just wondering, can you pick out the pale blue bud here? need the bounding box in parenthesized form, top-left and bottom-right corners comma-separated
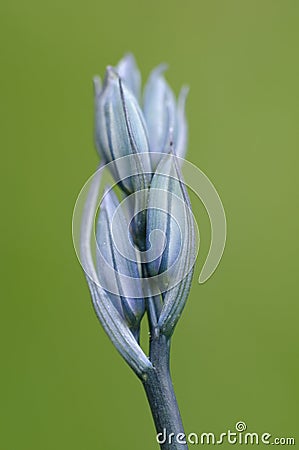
(94, 67, 151, 193)
(175, 87, 189, 160)
(116, 53, 141, 100)
(145, 153, 195, 335)
(143, 65, 177, 158)
(96, 187, 145, 337)
(146, 153, 190, 278)
(93, 75, 102, 97)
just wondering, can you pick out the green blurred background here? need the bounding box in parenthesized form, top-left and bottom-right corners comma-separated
(1, 1, 298, 449)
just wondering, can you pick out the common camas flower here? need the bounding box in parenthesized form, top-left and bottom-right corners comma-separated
(80, 54, 196, 450)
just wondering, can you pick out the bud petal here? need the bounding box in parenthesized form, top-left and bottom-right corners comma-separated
(143, 65, 176, 161)
(146, 153, 195, 335)
(175, 86, 189, 160)
(80, 168, 151, 376)
(93, 75, 102, 97)
(96, 187, 145, 335)
(94, 67, 151, 193)
(116, 53, 141, 100)
(146, 155, 183, 278)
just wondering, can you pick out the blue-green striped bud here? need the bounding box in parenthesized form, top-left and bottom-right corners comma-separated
(94, 67, 151, 193)
(116, 53, 141, 100)
(175, 86, 188, 160)
(143, 65, 189, 164)
(143, 65, 176, 158)
(96, 187, 145, 339)
(145, 153, 196, 336)
(145, 153, 195, 287)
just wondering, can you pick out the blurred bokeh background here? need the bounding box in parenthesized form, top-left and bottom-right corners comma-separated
(1, 1, 298, 449)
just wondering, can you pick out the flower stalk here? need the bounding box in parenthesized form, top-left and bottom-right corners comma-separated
(144, 334, 187, 450)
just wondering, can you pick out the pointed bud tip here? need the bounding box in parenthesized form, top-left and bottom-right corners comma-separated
(121, 52, 136, 64)
(178, 85, 189, 106)
(105, 66, 120, 83)
(153, 63, 169, 76)
(93, 76, 102, 95)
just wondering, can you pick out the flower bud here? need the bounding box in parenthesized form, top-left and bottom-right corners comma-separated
(175, 86, 189, 160)
(116, 53, 141, 100)
(145, 153, 195, 335)
(146, 153, 191, 278)
(94, 67, 151, 193)
(143, 65, 176, 161)
(96, 187, 145, 338)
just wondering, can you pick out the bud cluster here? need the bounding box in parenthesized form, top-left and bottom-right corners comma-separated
(81, 54, 196, 377)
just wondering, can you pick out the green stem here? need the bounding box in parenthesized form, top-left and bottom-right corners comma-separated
(142, 333, 188, 450)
